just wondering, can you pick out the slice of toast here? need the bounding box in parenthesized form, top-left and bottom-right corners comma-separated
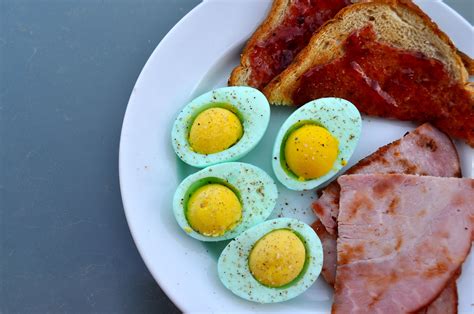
(264, 0, 469, 104)
(228, 0, 353, 90)
(263, 0, 473, 146)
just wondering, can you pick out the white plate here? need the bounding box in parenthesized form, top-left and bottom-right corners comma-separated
(119, 0, 473, 312)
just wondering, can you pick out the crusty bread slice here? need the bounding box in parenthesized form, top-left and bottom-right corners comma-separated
(229, 0, 291, 87)
(229, 0, 354, 89)
(263, 0, 470, 106)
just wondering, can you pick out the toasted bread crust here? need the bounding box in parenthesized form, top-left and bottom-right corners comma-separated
(263, 0, 470, 106)
(457, 49, 474, 75)
(228, 0, 290, 87)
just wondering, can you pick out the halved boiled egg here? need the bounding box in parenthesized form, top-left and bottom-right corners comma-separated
(218, 218, 323, 303)
(272, 98, 361, 190)
(172, 87, 270, 168)
(173, 162, 278, 241)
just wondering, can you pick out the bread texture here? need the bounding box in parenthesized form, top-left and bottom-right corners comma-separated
(457, 49, 474, 75)
(263, 0, 470, 106)
(228, 0, 291, 87)
(228, 0, 354, 89)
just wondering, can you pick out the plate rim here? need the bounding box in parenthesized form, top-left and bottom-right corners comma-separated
(118, 1, 207, 310)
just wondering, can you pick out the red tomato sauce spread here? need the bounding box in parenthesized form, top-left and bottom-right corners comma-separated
(293, 26, 474, 145)
(248, 0, 351, 89)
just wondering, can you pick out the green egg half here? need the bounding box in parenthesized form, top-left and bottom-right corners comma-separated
(218, 218, 323, 303)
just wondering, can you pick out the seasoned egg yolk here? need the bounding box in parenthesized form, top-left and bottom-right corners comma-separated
(186, 184, 242, 236)
(249, 229, 306, 287)
(189, 107, 243, 154)
(284, 125, 338, 180)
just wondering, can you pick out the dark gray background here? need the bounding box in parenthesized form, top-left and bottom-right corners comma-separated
(0, 0, 472, 313)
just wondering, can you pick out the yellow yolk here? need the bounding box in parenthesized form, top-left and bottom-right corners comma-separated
(284, 125, 338, 180)
(186, 184, 242, 236)
(189, 107, 243, 154)
(249, 229, 306, 287)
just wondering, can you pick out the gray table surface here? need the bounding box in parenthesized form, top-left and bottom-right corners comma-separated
(1, 0, 472, 313)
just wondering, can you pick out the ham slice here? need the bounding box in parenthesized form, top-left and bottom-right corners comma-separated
(313, 222, 460, 313)
(333, 174, 473, 314)
(418, 275, 459, 314)
(313, 123, 461, 235)
(311, 123, 462, 312)
(312, 220, 337, 285)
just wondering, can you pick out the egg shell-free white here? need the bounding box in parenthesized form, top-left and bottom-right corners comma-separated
(172, 86, 270, 168)
(218, 218, 324, 303)
(173, 162, 278, 241)
(272, 98, 362, 190)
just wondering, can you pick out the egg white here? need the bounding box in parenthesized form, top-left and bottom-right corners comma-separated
(218, 218, 323, 303)
(272, 97, 362, 190)
(173, 162, 278, 242)
(171, 86, 270, 168)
